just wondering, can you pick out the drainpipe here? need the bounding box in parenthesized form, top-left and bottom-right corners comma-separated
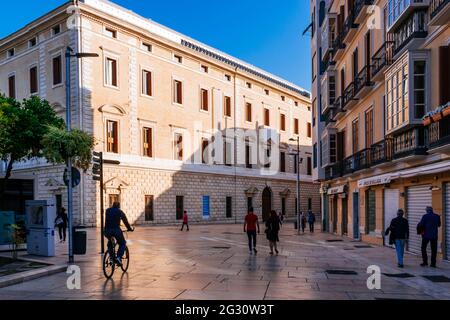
(233, 66, 238, 224)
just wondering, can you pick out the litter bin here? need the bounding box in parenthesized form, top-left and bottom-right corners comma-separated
(73, 226, 87, 255)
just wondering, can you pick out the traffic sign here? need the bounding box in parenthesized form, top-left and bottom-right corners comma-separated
(63, 167, 81, 188)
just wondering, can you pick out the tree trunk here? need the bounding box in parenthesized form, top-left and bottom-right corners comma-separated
(0, 158, 15, 202)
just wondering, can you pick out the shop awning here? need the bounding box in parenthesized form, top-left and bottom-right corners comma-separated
(358, 160, 450, 188)
(327, 185, 346, 195)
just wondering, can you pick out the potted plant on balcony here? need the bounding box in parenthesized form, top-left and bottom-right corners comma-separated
(423, 115, 433, 126)
(442, 102, 450, 118)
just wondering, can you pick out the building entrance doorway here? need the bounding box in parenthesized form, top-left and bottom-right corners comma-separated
(262, 187, 272, 222)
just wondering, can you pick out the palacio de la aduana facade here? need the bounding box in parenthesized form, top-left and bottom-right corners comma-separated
(0, 0, 320, 226)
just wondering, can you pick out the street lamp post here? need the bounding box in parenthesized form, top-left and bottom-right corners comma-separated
(65, 47, 99, 263)
(289, 137, 302, 235)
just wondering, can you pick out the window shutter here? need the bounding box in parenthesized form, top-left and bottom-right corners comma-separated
(8, 75, 15, 99)
(146, 71, 152, 96)
(30, 67, 38, 93)
(112, 60, 117, 86)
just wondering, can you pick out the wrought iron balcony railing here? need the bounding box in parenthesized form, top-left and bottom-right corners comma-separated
(354, 65, 373, 95)
(428, 116, 450, 149)
(392, 126, 428, 159)
(370, 138, 394, 166)
(343, 81, 357, 108)
(371, 41, 395, 79)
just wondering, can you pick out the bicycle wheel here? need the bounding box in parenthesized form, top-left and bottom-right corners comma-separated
(103, 250, 115, 279)
(120, 246, 130, 272)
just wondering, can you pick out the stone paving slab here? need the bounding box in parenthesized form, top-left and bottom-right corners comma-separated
(1, 223, 450, 300)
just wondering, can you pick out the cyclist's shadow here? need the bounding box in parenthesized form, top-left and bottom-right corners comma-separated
(102, 271, 129, 298)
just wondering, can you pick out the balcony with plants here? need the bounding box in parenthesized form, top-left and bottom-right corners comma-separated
(429, 0, 450, 25)
(423, 102, 450, 152)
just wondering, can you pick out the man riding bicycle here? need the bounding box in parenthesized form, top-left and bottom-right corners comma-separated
(104, 202, 133, 266)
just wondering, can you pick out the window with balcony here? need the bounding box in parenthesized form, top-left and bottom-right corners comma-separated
(352, 119, 359, 154)
(392, 10, 427, 55)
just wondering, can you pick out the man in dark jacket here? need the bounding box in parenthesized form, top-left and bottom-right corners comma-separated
(418, 206, 441, 267)
(386, 209, 409, 268)
(104, 202, 133, 265)
(307, 210, 316, 233)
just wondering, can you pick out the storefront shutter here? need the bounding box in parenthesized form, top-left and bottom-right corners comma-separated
(406, 185, 432, 254)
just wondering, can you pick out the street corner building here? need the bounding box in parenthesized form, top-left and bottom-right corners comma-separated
(0, 0, 320, 228)
(311, 0, 450, 257)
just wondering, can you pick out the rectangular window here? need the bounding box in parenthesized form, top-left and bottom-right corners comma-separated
(223, 140, 232, 166)
(142, 70, 152, 96)
(144, 195, 154, 221)
(201, 65, 208, 73)
(246, 82, 252, 89)
(281, 198, 286, 215)
(307, 122, 312, 138)
(280, 114, 286, 131)
(294, 118, 299, 135)
(202, 139, 209, 164)
(106, 120, 119, 153)
(52, 25, 61, 35)
(176, 196, 184, 220)
(313, 143, 318, 168)
(330, 134, 337, 163)
(105, 57, 118, 87)
(352, 118, 359, 154)
(225, 74, 231, 81)
(280, 152, 286, 173)
(245, 103, 252, 122)
(105, 28, 117, 38)
(142, 127, 153, 157)
(174, 133, 183, 161)
(365, 109, 374, 148)
(264, 108, 270, 126)
(224, 96, 232, 117)
(8, 75, 15, 99)
(245, 143, 252, 169)
(142, 43, 152, 52)
(7, 48, 15, 58)
(265, 89, 270, 95)
(281, 95, 286, 101)
(29, 38, 37, 48)
(226, 197, 232, 218)
(174, 54, 183, 63)
(414, 61, 426, 119)
(295, 101, 299, 107)
(307, 156, 312, 175)
(30, 66, 38, 94)
(202, 196, 210, 218)
(173, 80, 183, 104)
(53, 55, 62, 86)
(201, 88, 209, 111)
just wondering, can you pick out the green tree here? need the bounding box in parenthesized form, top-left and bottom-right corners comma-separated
(42, 126, 95, 170)
(0, 95, 64, 197)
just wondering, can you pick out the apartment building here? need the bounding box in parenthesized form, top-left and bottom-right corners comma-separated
(0, 0, 319, 227)
(311, 0, 450, 259)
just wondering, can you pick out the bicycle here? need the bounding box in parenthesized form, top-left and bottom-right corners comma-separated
(102, 228, 134, 279)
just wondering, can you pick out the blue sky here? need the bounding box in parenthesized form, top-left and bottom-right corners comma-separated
(0, 0, 312, 91)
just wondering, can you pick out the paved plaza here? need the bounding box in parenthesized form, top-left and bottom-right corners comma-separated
(1, 222, 450, 300)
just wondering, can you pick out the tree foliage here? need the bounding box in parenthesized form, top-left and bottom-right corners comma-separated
(0, 95, 65, 180)
(42, 126, 95, 171)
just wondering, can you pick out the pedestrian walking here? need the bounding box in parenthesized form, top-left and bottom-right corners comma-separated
(266, 210, 281, 255)
(301, 212, 306, 233)
(54, 207, 68, 243)
(418, 206, 441, 268)
(180, 210, 189, 231)
(385, 209, 409, 268)
(244, 207, 260, 255)
(278, 211, 284, 226)
(307, 210, 316, 233)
